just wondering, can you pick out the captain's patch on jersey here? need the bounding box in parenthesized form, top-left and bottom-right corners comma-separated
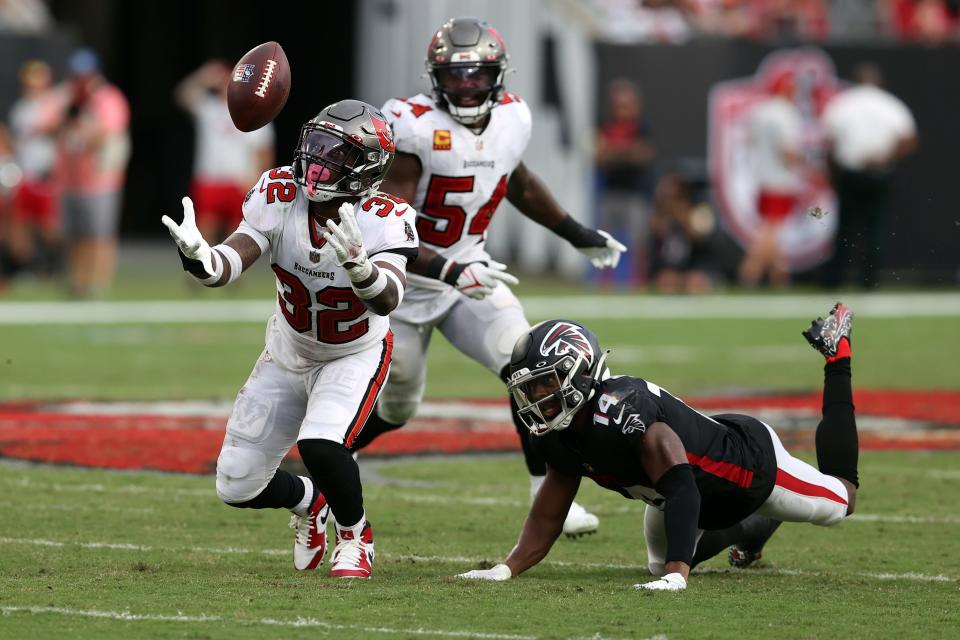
(433, 129, 452, 150)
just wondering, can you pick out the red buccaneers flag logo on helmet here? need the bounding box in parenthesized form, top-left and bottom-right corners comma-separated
(369, 114, 395, 153)
(539, 322, 594, 363)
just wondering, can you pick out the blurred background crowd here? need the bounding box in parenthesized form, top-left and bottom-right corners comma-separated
(0, 0, 955, 297)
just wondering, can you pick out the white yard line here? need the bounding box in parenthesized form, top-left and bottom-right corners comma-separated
(5, 475, 960, 525)
(0, 605, 535, 639)
(1, 293, 959, 325)
(1, 536, 955, 584)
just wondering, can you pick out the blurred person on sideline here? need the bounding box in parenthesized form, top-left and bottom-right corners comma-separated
(594, 78, 655, 287)
(649, 167, 716, 294)
(7, 60, 62, 278)
(820, 62, 916, 289)
(738, 69, 806, 289)
(55, 48, 130, 298)
(175, 60, 275, 244)
(887, 0, 958, 43)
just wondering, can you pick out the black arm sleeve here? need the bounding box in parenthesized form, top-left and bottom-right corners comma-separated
(655, 463, 701, 566)
(553, 215, 607, 248)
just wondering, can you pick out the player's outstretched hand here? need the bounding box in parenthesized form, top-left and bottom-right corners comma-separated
(578, 230, 627, 269)
(456, 563, 512, 581)
(633, 572, 687, 592)
(453, 261, 519, 300)
(324, 202, 372, 280)
(161, 196, 214, 275)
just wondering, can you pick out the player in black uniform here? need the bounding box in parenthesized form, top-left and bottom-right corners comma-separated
(456, 303, 859, 591)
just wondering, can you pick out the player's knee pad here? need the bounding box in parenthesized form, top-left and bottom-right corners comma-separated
(647, 561, 666, 577)
(377, 398, 419, 425)
(215, 446, 269, 504)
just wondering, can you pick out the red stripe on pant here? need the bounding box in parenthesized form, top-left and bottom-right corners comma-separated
(686, 452, 755, 489)
(343, 331, 394, 449)
(775, 469, 848, 505)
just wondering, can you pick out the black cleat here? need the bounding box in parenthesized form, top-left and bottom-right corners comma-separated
(728, 515, 782, 568)
(802, 302, 853, 359)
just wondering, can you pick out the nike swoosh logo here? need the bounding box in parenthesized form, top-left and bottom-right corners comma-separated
(391, 110, 402, 118)
(612, 405, 626, 424)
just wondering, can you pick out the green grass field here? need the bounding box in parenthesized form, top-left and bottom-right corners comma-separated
(2, 254, 959, 638)
(1, 452, 958, 639)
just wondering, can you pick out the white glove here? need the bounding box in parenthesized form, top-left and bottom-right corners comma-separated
(161, 196, 215, 276)
(452, 261, 519, 300)
(578, 230, 627, 269)
(324, 202, 371, 281)
(456, 563, 512, 581)
(633, 572, 687, 592)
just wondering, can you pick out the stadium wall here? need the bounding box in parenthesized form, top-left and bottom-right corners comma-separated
(595, 40, 960, 283)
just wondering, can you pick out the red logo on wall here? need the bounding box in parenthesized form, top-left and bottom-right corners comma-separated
(708, 48, 843, 270)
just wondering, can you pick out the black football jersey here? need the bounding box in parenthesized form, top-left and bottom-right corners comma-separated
(532, 375, 778, 529)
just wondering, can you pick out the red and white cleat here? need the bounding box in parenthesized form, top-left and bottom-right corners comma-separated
(328, 520, 374, 579)
(290, 491, 329, 571)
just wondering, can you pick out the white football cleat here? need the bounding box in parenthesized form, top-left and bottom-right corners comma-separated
(563, 501, 599, 538)
(328, 520, 374, 579)
(290, 491, 329, 571)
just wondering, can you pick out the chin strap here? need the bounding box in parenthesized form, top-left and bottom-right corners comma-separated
(587, 350, 611, 400)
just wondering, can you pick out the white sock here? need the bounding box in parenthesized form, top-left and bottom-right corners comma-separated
(530, 475, 545, 502)
(291, 476, 314, 517)
(336, 511, 366, 538)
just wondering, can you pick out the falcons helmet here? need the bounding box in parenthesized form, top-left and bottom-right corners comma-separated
(292, 99, 396, 202)
(507, 320, 610, 436)
(425, 16, 509, 126)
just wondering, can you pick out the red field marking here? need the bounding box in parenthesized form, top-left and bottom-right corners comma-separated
(1, 390, 958, 473)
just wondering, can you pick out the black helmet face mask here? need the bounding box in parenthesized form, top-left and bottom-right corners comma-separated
(435, 64, 500, 109)
(293, 127, 368, 202)
(509, 353, 589, 436)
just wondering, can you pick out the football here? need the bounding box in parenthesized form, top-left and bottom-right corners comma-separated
(227, 41, 291, 132)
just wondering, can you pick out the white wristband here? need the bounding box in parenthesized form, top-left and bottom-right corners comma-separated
(352, 269, 388, 300)
(345, 260, 373, 283)
(213, 244, 243, 285)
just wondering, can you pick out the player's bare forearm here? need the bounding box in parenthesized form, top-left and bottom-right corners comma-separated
(504, 468, 577, 576)
(358, 261, 406, 315)
(664, 560, 691, 581)
(208, 232, 262, 287)
(407, 244, 441, 277)
(505, 161, 569, 229)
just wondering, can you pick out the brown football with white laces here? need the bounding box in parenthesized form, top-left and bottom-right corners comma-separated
(227, 41, 290, 132)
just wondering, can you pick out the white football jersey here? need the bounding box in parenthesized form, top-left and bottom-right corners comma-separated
(382, 93, 531, 303)
(238, 167, 419, 371)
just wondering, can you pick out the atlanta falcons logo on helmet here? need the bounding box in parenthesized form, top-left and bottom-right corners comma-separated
(539, 322, 595, 363)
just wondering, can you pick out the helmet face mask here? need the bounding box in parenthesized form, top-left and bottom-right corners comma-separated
(510, 354, 589, 436)
(426, 17, 509, 126)
(292, 100, 395, 203)
(293, 127, 365, 202)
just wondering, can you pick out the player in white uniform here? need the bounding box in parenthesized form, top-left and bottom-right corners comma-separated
(162, 100, 418, 579)
(350, 17, 627, 537)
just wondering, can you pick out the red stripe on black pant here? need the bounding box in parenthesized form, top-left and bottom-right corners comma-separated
(343, 331, 394, 449)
